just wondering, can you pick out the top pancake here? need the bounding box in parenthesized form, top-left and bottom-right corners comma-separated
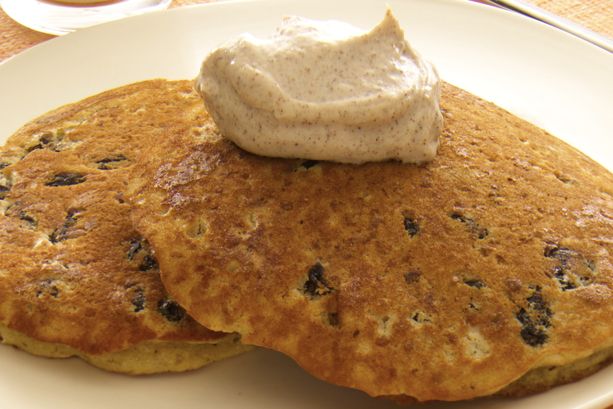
(0, 80, 227, 357)
(127, 82, 613, 400)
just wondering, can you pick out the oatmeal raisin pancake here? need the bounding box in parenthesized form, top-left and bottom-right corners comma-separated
(0, 80, 249, 374)
(126, 82, 612, 399)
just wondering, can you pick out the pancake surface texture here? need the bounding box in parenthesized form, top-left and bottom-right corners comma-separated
(127, 83, 613, 398)
(0, 80, 249, 373)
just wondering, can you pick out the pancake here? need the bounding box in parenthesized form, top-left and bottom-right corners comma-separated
(126, 81, 612, 399)
(0, 80, 249, 374)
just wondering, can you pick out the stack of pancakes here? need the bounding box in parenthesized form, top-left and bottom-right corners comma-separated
(1, 79, 611, 402)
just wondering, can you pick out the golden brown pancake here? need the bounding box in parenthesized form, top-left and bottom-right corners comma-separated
(0, 80, 249, 374)
(126, 82, 612, 399)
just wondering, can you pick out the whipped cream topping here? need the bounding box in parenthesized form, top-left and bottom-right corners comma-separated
(196, 9, 442, 164)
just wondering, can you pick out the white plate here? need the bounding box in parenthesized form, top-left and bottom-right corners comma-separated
(0, 1, 611, 408)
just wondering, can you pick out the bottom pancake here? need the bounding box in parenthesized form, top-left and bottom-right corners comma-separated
(0, 79, 250, 373)
(498, 345, 613, 397)
(0, 323, 248, 374)
(389, 345, 613, 403)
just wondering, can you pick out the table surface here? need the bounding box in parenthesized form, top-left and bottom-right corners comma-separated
(1, 0, 612, 63)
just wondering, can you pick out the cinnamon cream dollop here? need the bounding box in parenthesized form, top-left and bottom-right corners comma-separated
(196, 10, 442, 164)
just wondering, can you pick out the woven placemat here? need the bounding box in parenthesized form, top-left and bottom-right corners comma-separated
(532, 0, 612, 37)
(1, 0, 611, 62)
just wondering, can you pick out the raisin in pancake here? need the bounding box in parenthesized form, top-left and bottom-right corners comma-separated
(127, 82, 613, 399)
(0, 80, 249, 374)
